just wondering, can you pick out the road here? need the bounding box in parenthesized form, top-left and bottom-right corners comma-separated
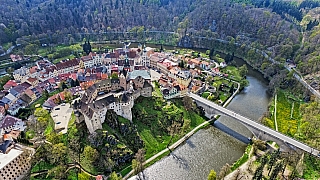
(189, 92, 320, 157)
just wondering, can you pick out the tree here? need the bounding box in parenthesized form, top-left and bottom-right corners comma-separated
(238, 64, 248, 78)
(24, 43, 38, 55)
(208, 169, 217, 180)
(83, 146, 99, 163)
(50, 143, 67, 164)
(46, 164, 67, 179)
(34, 108, 49, 117)
(111, 72, 118, 79)
(43, 90, 49, 100)
(64, 89, 73, 103)
(59, 81, 68, 91)
(182, 96, 195, 111)
(110, 171, 122, 180)
(54, 95, 62, 104)
(75, 79, 80, 86)
(132, 149, 145, 179)
(37, 117, 48, 129)
(70, 79, 75, 87)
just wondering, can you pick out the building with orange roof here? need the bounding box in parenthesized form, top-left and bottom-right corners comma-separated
(26, 77, 38, 87)
(101, 73, 108, 80)
(80, 81, 95, 90)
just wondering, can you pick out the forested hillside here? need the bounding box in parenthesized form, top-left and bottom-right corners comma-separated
(1, 0, 320, 76)
(0, 0, 301, 47)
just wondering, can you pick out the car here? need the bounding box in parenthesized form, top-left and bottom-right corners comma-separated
(55, 107, 60, 110)
(56, 122, 61, 125)
(61, 103, 65, 106)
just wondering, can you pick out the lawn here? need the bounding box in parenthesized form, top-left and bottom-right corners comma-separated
(220, 66, 242, 82)
(29, 90, 60, 109)
(266, 90, 301, 137)
(132, 97, 206, 159)
(202, 92, 210, 98)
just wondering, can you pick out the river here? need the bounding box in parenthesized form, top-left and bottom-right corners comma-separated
(129, 58, 271, 180)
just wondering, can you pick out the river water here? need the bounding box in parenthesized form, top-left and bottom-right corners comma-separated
(130, 58, 271, 180)
(100, 42, 271, 179)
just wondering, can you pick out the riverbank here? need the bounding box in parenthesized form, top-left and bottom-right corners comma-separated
(124, 80, 241, 179)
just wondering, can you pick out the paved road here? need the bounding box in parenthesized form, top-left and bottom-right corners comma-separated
(189, 92, 320, 157)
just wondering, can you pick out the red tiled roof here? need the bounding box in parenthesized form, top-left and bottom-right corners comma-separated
(70, 73, 77, 80)
(25, 89, 35, 98)
(3, 80, 18, 90)
(48, 78, 56, 84)
(29, 66, 38, 74)
(56, 59, 79, 70)
(59, 92, 65, 101)
(27, 77, 38, 83)
(101, 73, 108, 80)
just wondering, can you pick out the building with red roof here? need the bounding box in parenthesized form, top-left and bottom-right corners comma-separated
(3, 80, 18, 90)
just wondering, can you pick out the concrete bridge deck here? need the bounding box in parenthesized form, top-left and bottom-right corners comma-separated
(189, 92, 320, 157)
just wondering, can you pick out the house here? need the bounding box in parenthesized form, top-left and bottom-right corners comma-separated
(25, 89, 37, 102)
(187, 58, 201, 69)
(157, 59, 178, 74)
(20, 82, 32, 89)
(29, 66, 39, 78)
(150, 53, 162, 69)
(7, 98, 27, 115)
(162, 84, 180, 99)
(10, 85, 27, 98)
(0, 115, 24, 136)
(211, 67, 220, 76)
(3, 80, 18, 90)
(81, 54, 94, 68)
(13, 67, 30, 82)
(0, 106, 5, 120)
(200, 61, 210, 70)
(220, 61, 227, 68)
(10, 54, 23, 62)
(42, 99, 58, 110)
(55, 59, 80, 74)
(26, 77, 38, 87)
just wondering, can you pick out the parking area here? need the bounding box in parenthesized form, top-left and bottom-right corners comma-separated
(50, 103, 73, 134)
(150, 69, 161, 81)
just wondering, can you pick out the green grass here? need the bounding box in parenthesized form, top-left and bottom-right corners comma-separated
(118, 116, 130, 124)
(120, 165, 132, 177)
(52, 54, 76, 64)
(231, 144, 252, 171)
(202, 92, 210, 98)
(303, 155, 320, 179)
(30, 90, 60, 109)
(220, 66, 242, 82)
(44, 116, 55, 135)
(268, 90, 301, 137)
(31, 161, 55, 173)
(132, 97, 206, 159)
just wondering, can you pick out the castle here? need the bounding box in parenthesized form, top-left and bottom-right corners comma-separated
(77, 70, 152, 133)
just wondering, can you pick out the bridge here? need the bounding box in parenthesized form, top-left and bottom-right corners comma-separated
(189, 92, 320, 157)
